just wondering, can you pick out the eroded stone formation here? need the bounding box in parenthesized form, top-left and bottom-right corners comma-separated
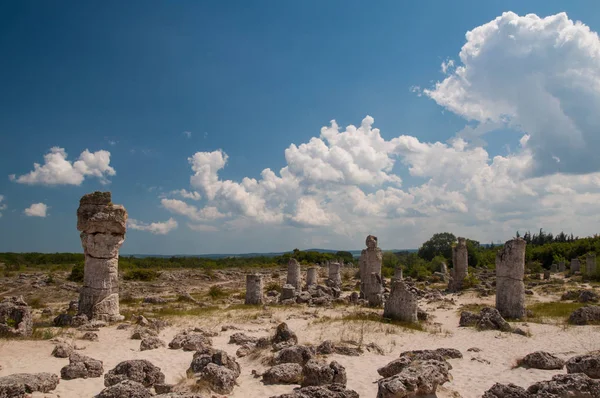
(448, 237, 468, 292)
(77, 191, 127, 322)
(245, 274, 263, 305)
(287, 258, 301, 290)
(559, 261, 566, 272)
(551, 264, 558, 273)
(306, 267, 318, 288)
(383, 280, 417, 322)
(364, 273, 383, 307)
(586, 253, 596, 277)
(393, 267, 403, 280)
(327, 262, 342, 288)
(359, 235, 383, 300)
(495, 238, 526, 319)
(571, 258, 581, 273)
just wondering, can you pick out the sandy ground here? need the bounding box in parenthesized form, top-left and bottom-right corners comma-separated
(2, 288, 600, 398)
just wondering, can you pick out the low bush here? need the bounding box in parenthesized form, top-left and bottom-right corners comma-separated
(123, 269, 159, 281)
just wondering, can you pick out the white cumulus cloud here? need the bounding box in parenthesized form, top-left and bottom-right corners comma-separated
(128, 218, 178, 235)
(24, 203, 48, 217)
(11, 147, 116, 185)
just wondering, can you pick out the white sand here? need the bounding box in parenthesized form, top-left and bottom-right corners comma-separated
(2, 292, 600, 398)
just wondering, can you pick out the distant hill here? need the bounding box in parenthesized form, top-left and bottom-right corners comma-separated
(125, 247, 417, 260)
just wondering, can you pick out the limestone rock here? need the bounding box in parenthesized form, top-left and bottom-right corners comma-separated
(287, 259, 302, 290)
(482, 383, 528, 398)
(568, 306, 600, 325)
(96, 380, 152, 398)
(566, 353, 600, 378)
(301, 360, 347, 387)
(245, 274, 264, 305)
(519, 351, 564, 370)
(195, 363, 237, 394)
(269, 384, 359, 398)
(383, 280, 418, 323)
(0, 296, 33, 337)
(376, 360, 451, 398)
(104, 359, 165, 388)
(448, 237, 468, 292)
(82, 331, 99, 341)
(169, 330, 213, 351)
(495, 238, 526, 319)
(377, 357, 413, 378)
(51, 342, 74, 358)
(188, 349, 240, 378)
(0, 373, 59, 395)
(527, 373, 600, 397)
(263, 363, 303, 385)
(61, 353, 104, 379)
(140, 336, 166, 351)
(274, 345, 316, 365)
(400, 348, 462, 360)
(229, 332, 258, 345)
(317, 340, 336, 355)
(360, 235, 383, 300)
(272, 322, 298, 350)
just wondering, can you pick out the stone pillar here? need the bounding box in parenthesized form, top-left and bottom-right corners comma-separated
(586, 253, 596, 277)
(448, 237, 468, 292)
(383, 280, 417, 323)
(364, 272, 383, 307)
(440, 262, 448, 274)
(306, 267, 318, 288)
(359, 235, 382, 298)
(245, 274, 263, 305)
(287, 258, 301, 290)
(550, 264, 558, 273)
(77, 192, 127, 322)
(327, 262, 342, 288)
(543, 270, 550, 280)
(559, 261, 566, 272)
(495, 238, 526, 319)
(280, 285, 296, 301)
(393, 267, 403, 280)
(571, 258, 581, 273)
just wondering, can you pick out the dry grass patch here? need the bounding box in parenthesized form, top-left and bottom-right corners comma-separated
(526, 301, 586, 324)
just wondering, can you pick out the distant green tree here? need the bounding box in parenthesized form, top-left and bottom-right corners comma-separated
(417, 232, 457, 262)
(335, 251, 354, 264)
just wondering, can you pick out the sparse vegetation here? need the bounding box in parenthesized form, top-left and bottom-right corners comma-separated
(123, 268, 159, 281)
(208, 285, 228, 299)
(527, 302, 587, 323)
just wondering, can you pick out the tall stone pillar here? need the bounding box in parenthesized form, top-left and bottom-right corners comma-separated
(586, 253, 596, 277)
(245, 274, 263, 305)
(326, 262, 342, 288)
(550, 264, 558, 273)
(287, 258, 301, 290)
(365, 273, 383, 307)
(306, 267, 318, 288)
(448, 237, 468, 292)
(383, 280, 417, 322)
(495, 238, 526, 319)
(558, 261, 566, 272)
(359, 235, 382, 298)
(77, 192, 127, 322)
(571, 258, 581, 273)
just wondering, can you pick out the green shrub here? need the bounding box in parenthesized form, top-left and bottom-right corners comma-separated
(123, 269, 159, 281)
(208, 285, 228, 299)
(265, 281, 282, 292)
(462, 273, 480, 289)
(67, 263, 84, 282)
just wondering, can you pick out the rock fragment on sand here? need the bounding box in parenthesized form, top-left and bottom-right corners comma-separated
(301, 360, 347, 387)
(61, 353, 104, 379)
(0, 373, 59, 395)
(566, 353, 600, 378)
(96, 380, 152, 398)
(140, 336, 166, 351)
(0, 296, 33, 337)
(262, 363, 303, 385)
(569, 306, 600, 325)
(269, 384, 359, 398)
(518, 351, 564, 370)
(104, 359, 165, 388)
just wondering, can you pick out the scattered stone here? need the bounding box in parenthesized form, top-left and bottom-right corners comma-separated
(51, 342, 74, 358)
(579, 290, 599, 303)
(400, 348, 463, 360)
(317, 340, 335, 355)
(195, 362, 237, 394)
(0, 296, 33, 337)
(272, 322, 298, 350)
(568, 306, 600, 325)
(96, 380, 152, 398)
(483, 383, 528, 398)
(376, 359, 451, 398)
(366, 342, 385, 355)
(274, 345, 316, 365)
(0, 373, 59, 395)
(82, 332, 99, 341)
(263, 363, 303, 385)
(77, 191, 127, 322)
(169, 329, 213, 351)
(467, 347, 482, 352)
(53, 313, 73, 327)
(140, 336, 166, 351)
(61, 352, 104, 379)
(377, 357, 412, 378)
(566, 353, 600, 378)
(496, 238, 526, 319)
(302, 360, 347, 387)
(154, 383, 174, 394)
(188, 349, 241, 378)
(131, 326, 158, 340)
(269, 384, 359, 398)
(104, 359, 165, 388)
(229, 332, 258, 345)
(518, 351, 565, 370)
(143, 296, 167, 305)
(460, 307, 512, 332)
(528, 373, 600, 397)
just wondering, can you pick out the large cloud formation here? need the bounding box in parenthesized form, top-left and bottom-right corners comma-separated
(160, 11, 600, 247)
(424, 11, 600, 176)
(10, 147, 116, 185)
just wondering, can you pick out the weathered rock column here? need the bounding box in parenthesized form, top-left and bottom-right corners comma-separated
(286, 258, 301, 290)
(359, 235, 382, 298)
(571, 258, 581, 273)
(306, 267, 318, 288)
(448, 237, 468, 292)
(559, 261, 566, 272)
(327, 262, 342, 288)
(393, 267, 403, 280)
(383, 280, 417, 322)
(364, 273, 383, 307)
(550, 264, 558, 273)
(495, 238, 526, 319)
(543, 270, 550, 280)
(586, 253, 596, 277)
(77, 192, 127, 322)
(245, 274, 263, 305)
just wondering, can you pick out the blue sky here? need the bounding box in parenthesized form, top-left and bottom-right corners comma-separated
(2, 1, 600, 254)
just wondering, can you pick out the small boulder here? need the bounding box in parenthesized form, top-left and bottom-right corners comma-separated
(51, 342, 74, 358)
(228, 332, 258, 345)
(61, 353, 104, 380)
(274, 345, 316, 365)
(140, 336, 166, 351)
(569, 306, 600, 325)
(377, 360, 451, 398)
(96, 380, 152, 398)
(104, 359, 165, 388)
(269, 384, 359, 398)
(82, 332, 99, 341)
(262, 363, 303, 385)
(272, 322, 298, 350)
(566, 353, 600, 378)
(0, 373, 59, 394)
(0, 296, 33, 337)
(482, 383, 529, 398)
(518, 351, 564, 370)
(301, 360, 347, 387)
(195, 362, 237, 394)
(527, 373, 600, 396)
